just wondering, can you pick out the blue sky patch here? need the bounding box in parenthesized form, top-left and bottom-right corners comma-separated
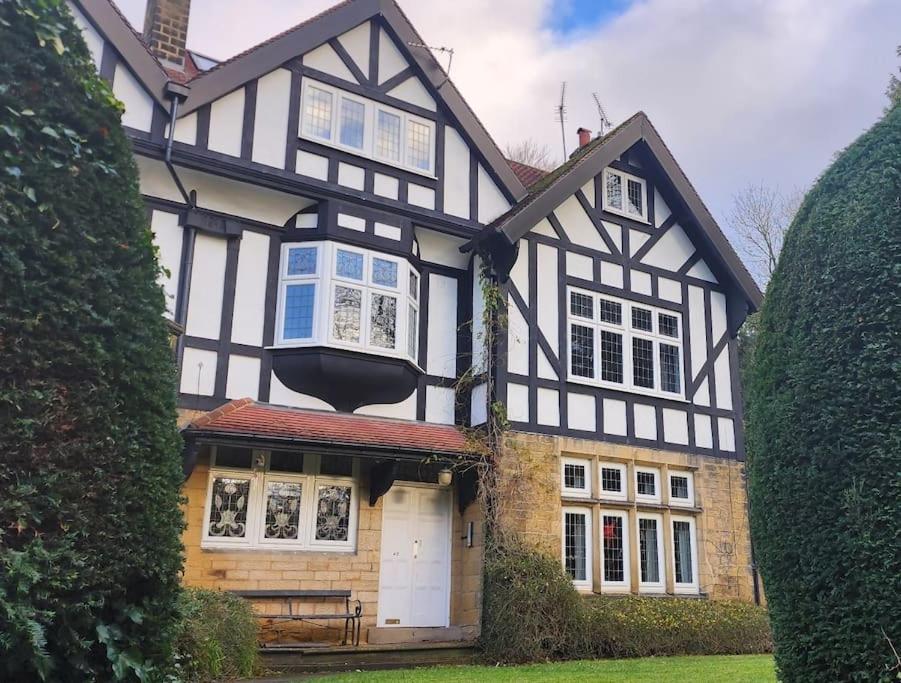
(548, 0, 633, 35)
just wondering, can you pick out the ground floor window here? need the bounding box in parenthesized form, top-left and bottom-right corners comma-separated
(672, 516, 699, 592)
(563, 507, 592, 589)
(202, 447, 358, 552)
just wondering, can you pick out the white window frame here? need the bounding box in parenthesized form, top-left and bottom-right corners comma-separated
(668, 471, 695, 508)
(566, 288, 685, 400)
(274, 241, 420, 365)
(201, 448, 358, 552)
(561, 457, 592, 499)
(597, 461, 627, 501)
(634, 466, 661, 504)
(562, 506, 593, 590)
(602, 167, 648, 223)
(599, 509, 630, 593)
(671, 515, 700, 593)
(299, 78, 436, 177)
(636, 513, 666, 593)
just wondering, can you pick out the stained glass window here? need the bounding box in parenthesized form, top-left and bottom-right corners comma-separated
(287, 246, 317, 276)
(264, 481, 302, 540)
(283, 283, 315, 339)
(339, 98, 365, 149)
(371, 258, 398, 288)
(601, 330, 623, 383)
(602, 515, 625, 582)
(638, 518, 660, 583)
(303, 86, 333, 140)
(633, 337, 655, 388)
(564, 512, 588, 581)
(315, 485, 352, 542)
(369, 293, 397, 349)
(660, 343, 681, 393)
(208, 478, 250, 538)
(376, 110, 401, 161)
(336, 249, 364, 280)
(333, 286, 362, 343)
(570, 324, 594, 378)
(407, 119, 432, 171)
(673, 521, 694, 584)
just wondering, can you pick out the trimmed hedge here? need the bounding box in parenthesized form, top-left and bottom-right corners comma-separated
(747, 104, 901, 681)
(0, 1, 184, 679)
(173, 589, 260, 682)
(481, 543, 771, 664)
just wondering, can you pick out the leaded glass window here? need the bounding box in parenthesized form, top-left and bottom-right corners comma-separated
(409, 271, 419, 300)
(264, 481, 302, 540)
(371, 258, 398, 288)
(631, 307, 653, 331)
(339, 97, 365, 149)
(303, 86, 333, 140)
(627, 178, 644, 217)
(287, 247, 317, 276)
(604, 168, 646, 221)
(563, 462, 586, 491)
(570, 324, 595, 378)
(673, 521, 694, 584)
(336, 249, 364, 280)
(407, 304, 418, 359)
(376, 110, 401, 161)
(601, 467, 622, 494)
(208, 477, 250, 538)
(407, 119, 432, 171)
(570, 291, 594, 319)
(369, 293, 397, 349)
(283, 283, 316, 340)
(605, 172, 622, 210)
(658, 312, 679, 338)
(315, 485, 352, 542)
(564, 511, 588, 582)
(671, 475, 690, 500)
(637, 471, 657, 497)
(600, 299, 622, 325)
(601, 330, 623, 383)
(632, 337, 655, 388)
(333, 286, 362, 343)
(638, 517, 661, 583)
(660, 343, 681, 393)
(602, 515, 625, 582)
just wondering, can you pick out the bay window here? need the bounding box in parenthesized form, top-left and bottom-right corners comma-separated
(203, 447, 358, 551)
(276, 242, 420, 364)
(567, 289, 684, 399)
(300, 78, 435, 175)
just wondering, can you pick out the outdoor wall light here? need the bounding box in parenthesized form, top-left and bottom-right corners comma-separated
(437, 467, 453, 487)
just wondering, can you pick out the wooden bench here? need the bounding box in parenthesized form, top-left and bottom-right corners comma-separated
(231, 589, 362, 647)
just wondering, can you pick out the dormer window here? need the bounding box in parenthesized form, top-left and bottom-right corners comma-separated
(300, 78, 435, 176)
(603, 168, 647, 222)
(276, 242, 420, 364)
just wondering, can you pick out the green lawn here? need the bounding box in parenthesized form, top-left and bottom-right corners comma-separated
(315, 654, 776, 682)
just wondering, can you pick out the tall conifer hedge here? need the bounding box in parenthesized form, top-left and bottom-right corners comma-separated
(748, 106, 901, 681)
(0, 1, 184, 679)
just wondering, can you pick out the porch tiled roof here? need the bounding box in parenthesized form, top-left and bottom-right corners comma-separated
(186, 398, 471, 456)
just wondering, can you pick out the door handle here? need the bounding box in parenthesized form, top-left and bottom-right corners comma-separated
(413, 539, 420, 560)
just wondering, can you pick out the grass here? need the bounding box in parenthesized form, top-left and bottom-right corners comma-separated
(314, 654, 776, 682)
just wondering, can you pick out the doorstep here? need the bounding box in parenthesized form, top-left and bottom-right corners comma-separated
(366, 626, 465, 645)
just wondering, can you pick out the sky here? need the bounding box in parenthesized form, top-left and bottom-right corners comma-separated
(115, 0, 899, 252)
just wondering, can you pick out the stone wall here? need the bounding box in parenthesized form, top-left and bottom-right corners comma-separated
(496, 432, 758, 602)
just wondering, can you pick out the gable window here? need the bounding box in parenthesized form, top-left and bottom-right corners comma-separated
(562, 457, 591, 498)
(203, 448, 358, 552)
(563, 508, 592, 588)
(276, 242, 419, 364)
(603, 168, 647, 222)
(300, 78, 435, 175)
(567, 289, 684, 399)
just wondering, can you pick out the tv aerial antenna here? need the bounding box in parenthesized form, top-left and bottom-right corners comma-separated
(407, 42, 455, 84)
(592, 92, 613, 135)
(556, 81, 568, 159)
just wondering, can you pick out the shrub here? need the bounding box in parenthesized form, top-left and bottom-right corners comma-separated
(0, 0, 184, 679)
(173, 589, 260, 682)
(747, 105, 901, 681)
(480, 544, 772, 664)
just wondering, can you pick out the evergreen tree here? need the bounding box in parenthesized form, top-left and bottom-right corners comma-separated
(0, 1, 184, 679)
(747, 106, 901, 681)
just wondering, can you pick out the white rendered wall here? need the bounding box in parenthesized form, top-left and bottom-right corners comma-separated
(208, 87, 245, 157)
(252, 69, 292, 168)
(185, 234, 227, 339)
(427, 274, 458, 377)
(443, 127, 470, 219)
(231, 231, 270, 346)
(112, 63, 154, 131)
(149, 210, 182, 317)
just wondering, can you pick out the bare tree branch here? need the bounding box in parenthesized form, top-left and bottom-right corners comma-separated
(504, 139, 556, 171)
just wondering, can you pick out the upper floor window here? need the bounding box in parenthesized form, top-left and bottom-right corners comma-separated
(603, 168, 647, 222)
(276, 242, 420, 364)
(300, 78, 436, 176)
(567, 289, 683, 399)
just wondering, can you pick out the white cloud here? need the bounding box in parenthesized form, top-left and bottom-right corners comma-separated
(115, 0, 900, 234)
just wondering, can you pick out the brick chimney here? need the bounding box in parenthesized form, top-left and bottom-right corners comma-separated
(143, 0, 191, 69)
(577, 127, 592, 148)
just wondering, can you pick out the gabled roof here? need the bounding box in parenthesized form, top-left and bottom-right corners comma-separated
(480, 112, 762, 310)
(506, 159, 549, 188)
(72, 0, 171, 106)
(174, 0, 526, 201)
(184, 398, 471, 457)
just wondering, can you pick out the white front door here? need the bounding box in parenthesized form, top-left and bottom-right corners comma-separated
(377, 485, 452, 627)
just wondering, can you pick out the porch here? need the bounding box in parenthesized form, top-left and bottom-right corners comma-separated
(178, 399, 484, 648)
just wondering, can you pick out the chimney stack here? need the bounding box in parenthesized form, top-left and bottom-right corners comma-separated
(143, 0, 191, 69)
(577, 127, 592, 148)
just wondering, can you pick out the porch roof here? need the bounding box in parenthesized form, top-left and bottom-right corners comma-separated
(182, 398, 472, 458)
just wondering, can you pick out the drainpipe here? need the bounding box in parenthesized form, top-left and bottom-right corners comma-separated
(163, 81, 192, 206)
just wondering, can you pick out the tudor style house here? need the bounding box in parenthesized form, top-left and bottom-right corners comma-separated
(69, 0, 762, 648)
